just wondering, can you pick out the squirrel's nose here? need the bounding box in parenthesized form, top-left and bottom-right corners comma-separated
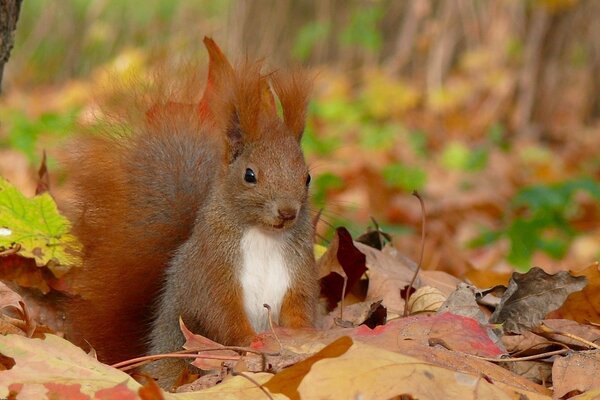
(278, 208, 297, 221)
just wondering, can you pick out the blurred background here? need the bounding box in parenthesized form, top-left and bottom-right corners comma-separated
(1, 0, 599, 285)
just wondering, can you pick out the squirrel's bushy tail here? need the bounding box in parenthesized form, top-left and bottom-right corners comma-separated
(65, 38, 231, 363)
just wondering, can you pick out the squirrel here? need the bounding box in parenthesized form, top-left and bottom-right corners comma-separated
(64, 37, 319, 388)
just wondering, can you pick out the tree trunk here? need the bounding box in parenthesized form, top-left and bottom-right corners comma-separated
(0, 0, 23, 94)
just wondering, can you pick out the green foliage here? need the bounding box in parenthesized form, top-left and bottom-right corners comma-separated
(0, 177, 81, 277)
(440, 141, 489, 172)
(382, 163, 427, 192)
(312, 173, 344, 208)
(471, 177, 600, 271)
(358, 123, 398, 150)
(340, 6, 383, 52)
(1, 108, 79, 164)
(408, 130, 429, 158)
(293, 21, 330, 61)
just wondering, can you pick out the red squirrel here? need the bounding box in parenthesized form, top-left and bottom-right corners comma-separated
(65, 38, 318, 387)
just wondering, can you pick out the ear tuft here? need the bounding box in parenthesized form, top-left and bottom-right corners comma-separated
(198, 37, 235, 123)
(271, 70, 313, 140)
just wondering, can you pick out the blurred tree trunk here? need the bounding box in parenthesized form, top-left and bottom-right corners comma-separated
(0, 0, 22, 94)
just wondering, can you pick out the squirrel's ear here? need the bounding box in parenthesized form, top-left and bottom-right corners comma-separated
(198, 37, 235, 123)
(272, 70, 312, 141)
(223, 106, 245, 162)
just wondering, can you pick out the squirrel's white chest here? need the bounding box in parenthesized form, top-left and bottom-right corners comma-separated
(239, 228, 291, 332)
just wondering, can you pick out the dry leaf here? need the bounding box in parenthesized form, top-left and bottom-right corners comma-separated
(552, 262, 600, 324)
(407, 286, 446, 314)
(319, 228, 367, 311)
(552, 350, 600, 399)
(490, 267, 587, 333)
(292, 338, 550, 400)
(437, 283, 486, 324)
(534, 319, 600, 349)
(180, 318, 240, 371)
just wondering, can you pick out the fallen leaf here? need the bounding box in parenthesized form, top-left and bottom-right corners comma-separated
(0, 280, 22, 308)
(319, 228, 367, 311)
(263, 336, 353, 400)
(332, 300, 387, 328)
(0, 177, 81, 277)
(552, 262, 600, 324)
(489, 267, 587, 333)
(437, 283, 486, 324)
(407, 286, 446, 314)
(35, 151, 50, 195)
(500, 360, 552, 386)
(0, 254, 50, 294)
(294, 339, 550, 400)
(534, 319, 600, 349)
(552, 350, 600, 399)
(180, 318, 240, 371)
(0, 334, 141, 399)
(359, 242, 418, 313)
(501, 331, 549, 354)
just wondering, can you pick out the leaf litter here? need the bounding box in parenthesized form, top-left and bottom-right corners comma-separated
(0, 188, 599, 398)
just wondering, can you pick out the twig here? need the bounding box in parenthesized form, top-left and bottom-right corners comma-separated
(510, 341, 569, 358)
(232, 371, 274, 400)
(112, 345, 279, 371)
(471, 348, 569, 363)
(0, 243, 21, 257)
(263, 304, 283, 354)
(404, 191, 426, 317)
(113, 351, 240, 372)
(339, 274, 348, 321)
(539, 322, 600, 350)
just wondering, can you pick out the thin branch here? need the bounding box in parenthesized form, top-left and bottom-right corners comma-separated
(539, 322, 600, 350)
(264, 303, 283, 354)
(112, 345, 279, 371)
(232, 371, 274, 400)
(471, 348, 569, 363)
(404, 191, 426, 317)
(0, 243, 21, 256)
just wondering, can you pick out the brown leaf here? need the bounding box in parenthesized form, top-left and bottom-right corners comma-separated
(437, 283, 486, 324)
(501, 331, 549, 354)
(500, 360, 552, 386)
(263, 336, 353, 400)
(35, 151, 50, 195)
(294, 339, 549, 400)
(0, 255, 50, 294)
(180, 318, 240, 371)
(319, 228, 367, 311)
(360, 242, 460, 315)
(552, 262, 600, 324)
(407, 286, 446, 314)
(552, 350, 600, 399)
(490, 267, 587, 334)
(534, 319, 600, 349)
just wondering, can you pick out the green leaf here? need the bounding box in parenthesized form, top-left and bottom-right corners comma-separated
(0, 177, 81, 277)
(292, 21, 330, 61)
(312, 173, 344, 208)
(382, 163, 427, 192)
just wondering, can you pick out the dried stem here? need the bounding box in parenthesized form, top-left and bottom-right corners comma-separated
(112, 345, 279, 371)
(539, 322, 600, 350)
(403, 191, 426, 317)
(0, 243, 21, 257)
(232, 371, 274, 400)
(263, 303, 283, 353)
(472, 348, 569, 363)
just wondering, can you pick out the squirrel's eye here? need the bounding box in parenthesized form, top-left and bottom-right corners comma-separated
(306, 173, 311, 186)
(244, 168, 257, 184)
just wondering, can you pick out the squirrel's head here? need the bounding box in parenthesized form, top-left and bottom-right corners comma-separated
(199, 38, 313, 232)
(219, 69, 312, 232)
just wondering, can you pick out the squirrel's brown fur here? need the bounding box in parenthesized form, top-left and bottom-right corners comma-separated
(64, 38, 318, 388)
